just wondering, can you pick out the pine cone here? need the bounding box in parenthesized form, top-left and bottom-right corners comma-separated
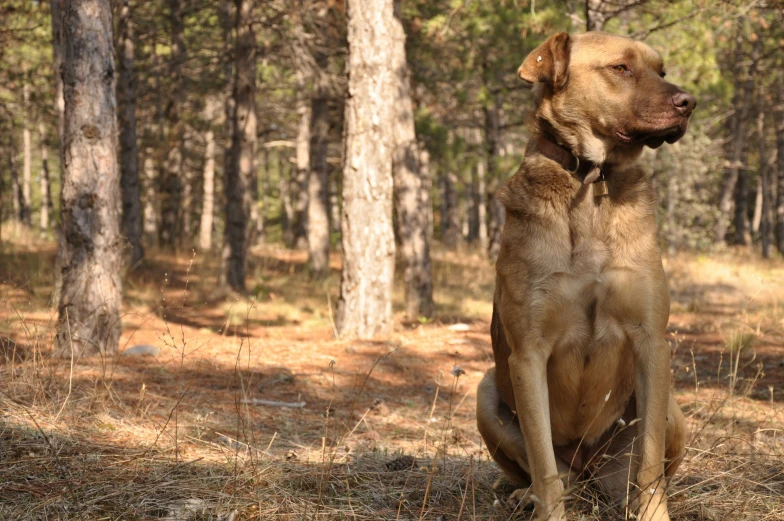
(385, 455, 418, 471)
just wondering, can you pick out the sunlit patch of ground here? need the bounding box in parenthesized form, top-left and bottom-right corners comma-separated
(1, 232, 782, 519)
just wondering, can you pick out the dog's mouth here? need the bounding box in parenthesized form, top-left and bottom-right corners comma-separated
(614, 120, 689, 149)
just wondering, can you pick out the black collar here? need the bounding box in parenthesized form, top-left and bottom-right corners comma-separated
(534, 134, 611, 185)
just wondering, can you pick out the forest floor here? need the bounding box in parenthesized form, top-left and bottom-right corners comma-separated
(1, 231, 783, 520)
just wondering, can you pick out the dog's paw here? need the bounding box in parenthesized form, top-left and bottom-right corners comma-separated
(507, 486, 534, 511)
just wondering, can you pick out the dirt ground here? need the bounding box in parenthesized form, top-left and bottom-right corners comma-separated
(1, 235, 783, 520)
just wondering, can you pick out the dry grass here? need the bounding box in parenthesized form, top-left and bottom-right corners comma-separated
(1, 229, 783, 520)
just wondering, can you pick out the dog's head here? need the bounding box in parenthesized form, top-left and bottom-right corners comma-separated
(518, 32, 696, 167)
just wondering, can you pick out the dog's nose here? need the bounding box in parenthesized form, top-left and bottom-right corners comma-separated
(671, 92, 696, 117)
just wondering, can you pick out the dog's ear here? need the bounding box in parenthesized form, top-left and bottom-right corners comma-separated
(518, 32, 571, 88)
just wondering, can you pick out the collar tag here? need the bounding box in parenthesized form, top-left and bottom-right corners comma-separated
(593, 170, 609, 197)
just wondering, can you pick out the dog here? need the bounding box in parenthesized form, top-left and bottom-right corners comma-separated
(476, 32, 695, 521)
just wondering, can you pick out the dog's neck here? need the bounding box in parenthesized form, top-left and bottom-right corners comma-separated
(534, 132, 611, 186)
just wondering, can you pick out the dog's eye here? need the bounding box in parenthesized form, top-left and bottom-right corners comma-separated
(612, 64, 629, 73)
(659, 71, 667, 78)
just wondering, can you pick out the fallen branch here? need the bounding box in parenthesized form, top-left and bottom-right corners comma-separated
(240, 398, 306, 408)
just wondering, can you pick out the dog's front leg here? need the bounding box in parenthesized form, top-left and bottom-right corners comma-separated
(632, 333, 671, 521)
(505, 331, 565, 521)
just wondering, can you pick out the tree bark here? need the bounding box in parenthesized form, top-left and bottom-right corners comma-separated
(51, 0, 65, 150)
(279, 150, 294, 245)
(758, 92, 772, 258)
(751, 176, 762, 234)
(39, 122, 54, 233)
(442, 170, 460, 249)
(21, 76, 32, 228)
(336, 0, 396, 339)
(293, 71, 311, 250)
(390, 0, 433, 318)
(198, 102, 217, 251)
(142, 148, 158, 245)
(775, 72, 784, 256)
(8, 133, 21, 229)
(584, 0, 606, 31)
(222, 0, 257, 292)
(307, 53, 330, 277)
(117, 0, 143, 266)
(55, 0, 122, 357)
(158, 0, 185, 248)
(484, 93, 504, 260)
(716, 30, 760, 244)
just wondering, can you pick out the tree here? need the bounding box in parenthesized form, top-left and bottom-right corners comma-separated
(38, 122, 54, 233)
(336, 0, 397, 339)
(55, 0, 122, 357)
(117, 0, 144, 265)
(390, 0, 433, 318)
(21, 74, 32, 227)
(222, 0, 257, 291)
(775, 71, 784, 256)
(307, 49, 331, 277)
(158, 0, 185, 248)
(198, 98, 219, 251)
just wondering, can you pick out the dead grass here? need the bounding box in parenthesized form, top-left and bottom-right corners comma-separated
(1, 230, 783, 520)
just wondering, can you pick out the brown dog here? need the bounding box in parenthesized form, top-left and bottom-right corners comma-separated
(476, 32, 695, 521)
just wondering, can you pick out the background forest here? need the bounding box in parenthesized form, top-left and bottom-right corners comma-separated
(1, 1, 783, 520)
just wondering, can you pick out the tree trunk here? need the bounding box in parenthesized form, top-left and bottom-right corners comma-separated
(142, 148, 158, 245)
(716, 30, 760, 244)
(279, 150, 294, 245)
(584, 0, 606, 31)
(198, 111, 216, 251)
(442, 170, 460, 249)
(751, 176, 762, 234)
(307, 53, 330, 277)
(21, 76, 32, 228)
(260, 146, 269, 242)
(8, 133, 21, 229)
(39, 122, 54, 233)
(158, 0, 185, 248)
(734, 161, 750, 246)
(293, 71, 311, 250)
(222, 0, 257, 292)
(775, 72, 784, 256)
(117, 0, 143, 266)
(758, 93, 772, 258)
(485, 93, 504, 260)
(336, 0, 396, 339)
(55, 0, 122, 357)
(666, 172, 677, 255)
(51, 0, 65, 150)
(476, 151, 488, 251)
(390, 0, 433, 318)
(420, 146, 433, 240)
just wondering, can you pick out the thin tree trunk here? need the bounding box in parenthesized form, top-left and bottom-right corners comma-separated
(293, 71, 311, 250)
(260, 147, 269, 242)
(390, 0, 433, 318)
(159, 0, 185, 248)
(198, 107, 216, 251)
(336, 0, 396, 339)
(476, 150, 488, 251)
(666, 172, 677, 255)
(775, 72, 784, 255)
(716, 30, 760, 244)
(584, 0, 606, 31)
(55, 0, 122, 357)
(222, 0, 257, 292)
(485, 92, 504, 260)
(117, 0, 143, 265)
(329, 162, 340, 235)
(142, 148, 158, 245)
(734, 159, 750, 246)
(9, 133, 21, 230)
(279, 150, 294, 245)
(420, 146, 433, 240)
(752, 176, 762, 234)
(307, 52, 330, 278)
(21, 76, 32, 228)
(50, 0, 65, 150)
(39, 122, 54, 233)
(442, 170, 460, 249)
(758, 93, 772, 258)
